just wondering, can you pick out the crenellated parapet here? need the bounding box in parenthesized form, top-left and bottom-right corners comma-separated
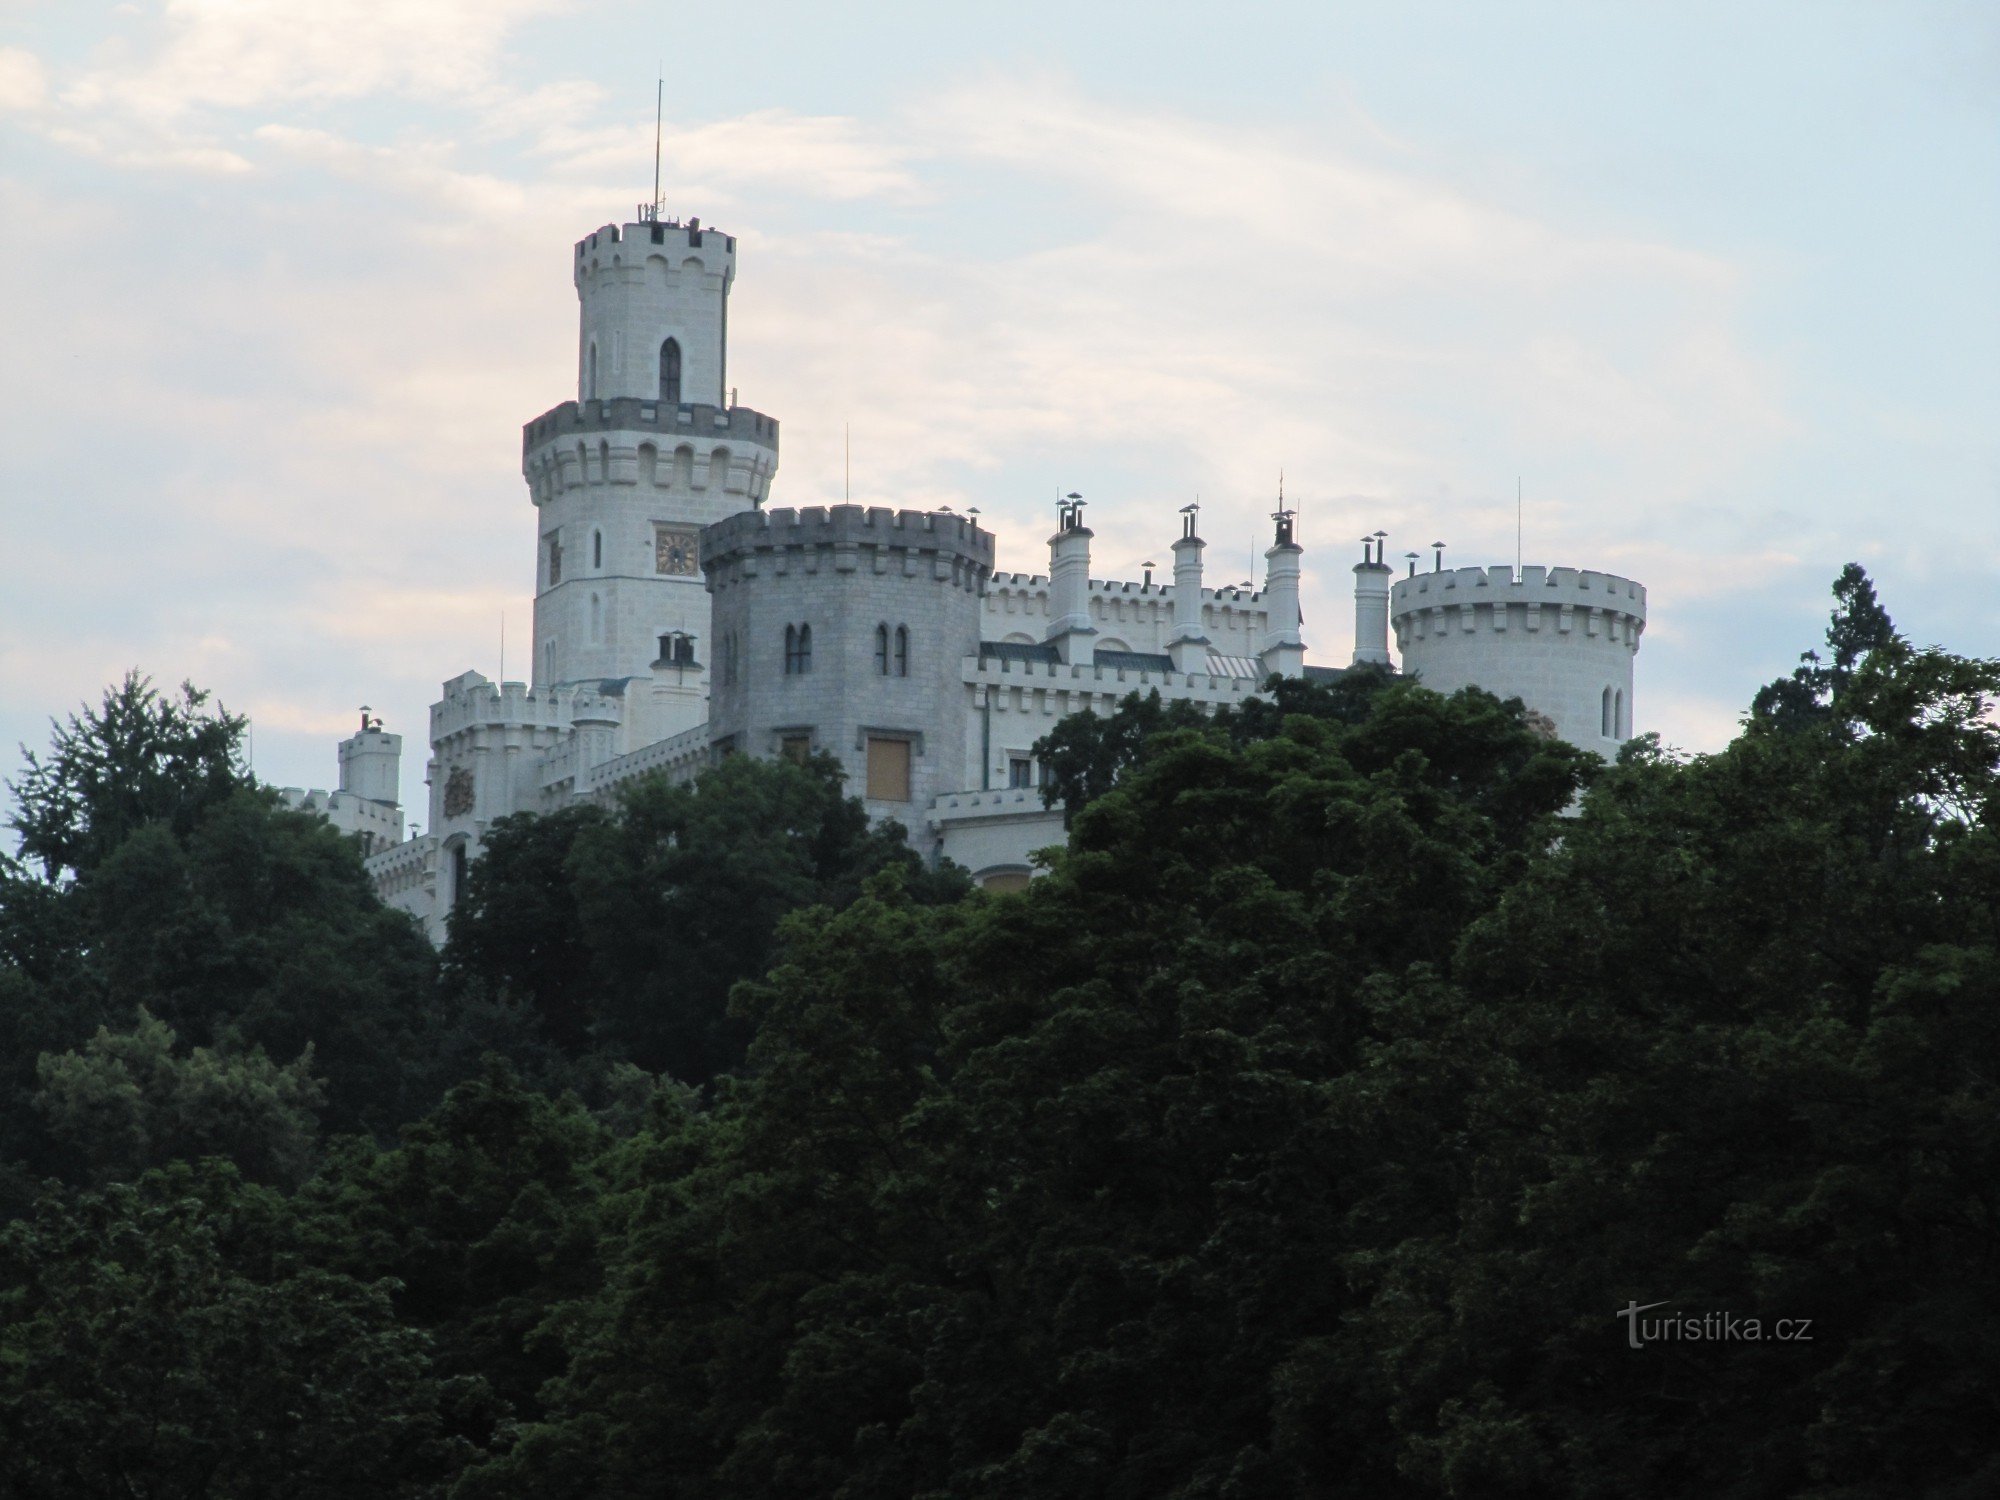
(1389, 563, 1648, 752)
(702, 505, 995, 589)
(1390, 564, 1647, 648)
(522, 399, 778, 507)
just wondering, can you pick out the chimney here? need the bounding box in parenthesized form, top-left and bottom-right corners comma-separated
(1258, 511, 1306, 678)
(1167, 506, 1210, 674)
(1352, 534, 1393, 666)
(1045, 494, 1096, 666)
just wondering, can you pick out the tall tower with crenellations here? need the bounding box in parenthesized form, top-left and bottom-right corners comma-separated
(520, 216, 780, 746)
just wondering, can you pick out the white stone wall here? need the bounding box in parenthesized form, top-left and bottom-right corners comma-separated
(1391, 564, 1647, 753)
(705, 507, 994, 835)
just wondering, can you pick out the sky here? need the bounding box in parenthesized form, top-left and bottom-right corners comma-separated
(1, 0, 1995, 820)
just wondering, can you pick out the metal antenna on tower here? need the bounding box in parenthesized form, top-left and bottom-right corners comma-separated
(651, 70, 664, 219)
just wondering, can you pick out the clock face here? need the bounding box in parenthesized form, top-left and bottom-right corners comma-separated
(655, 525, 700, 577)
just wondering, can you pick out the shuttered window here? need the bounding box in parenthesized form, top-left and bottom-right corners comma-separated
(866, 737, 911, 801)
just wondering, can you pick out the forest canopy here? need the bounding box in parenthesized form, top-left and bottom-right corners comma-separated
(2, 569, 1996, 1499)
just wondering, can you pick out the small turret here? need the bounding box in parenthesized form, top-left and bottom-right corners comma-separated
(337, 710, 403, 805)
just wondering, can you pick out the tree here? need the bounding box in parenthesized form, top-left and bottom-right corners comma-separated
(444, 807, 610, 1051)
(301, 1060, 616, 1439)
(446, 753, 968, 1084)
(7, 673, 246, 885)
(33, 1009, 324, 1189)
(1750, 562, 1900, 730)
(467, 679, 1590, 1499)
(0, 1164, 468, 1499)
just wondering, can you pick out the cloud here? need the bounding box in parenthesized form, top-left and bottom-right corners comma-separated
(62, 0, 571, 120)
(0, 46, 46, 111)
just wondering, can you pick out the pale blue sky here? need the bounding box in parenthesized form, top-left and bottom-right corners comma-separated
(1, 0, 1995, 816)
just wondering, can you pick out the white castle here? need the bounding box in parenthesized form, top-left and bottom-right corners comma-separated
(287, 211, 1647, 940)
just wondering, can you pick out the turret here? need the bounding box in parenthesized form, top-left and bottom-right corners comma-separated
(1390, 563, 1647, 753)
(575, 218, 732, 406)
(1351, 532, 1393, 666)
(1167, 505, 1210, 674)
(1045, 495, 1096, 667)
(337, 711, 402, 805)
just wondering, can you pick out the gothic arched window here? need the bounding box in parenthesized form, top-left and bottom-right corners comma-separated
(875, 624, 889, 675)
(1601, 686, 1614, 737)
(587, 341, 598, 400)
(785, 623, 812, 675)
(660, 338, 682, 404)
(1615, 688, 1625, 739)
(592, 529, 603, 570)
(894, 625, 909, 677)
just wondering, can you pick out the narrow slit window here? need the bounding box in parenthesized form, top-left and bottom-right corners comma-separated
(1601, 686, 1613, 737)
(875, 624, 889, 675)
(894, 625, 909, 678)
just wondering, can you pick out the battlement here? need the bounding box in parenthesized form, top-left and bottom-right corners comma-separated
(986, 573, 1263, 604)
(575, 219, 736, 275)
(523, 399, 778, 455)
(702, 504, 996, 573)
(1391, 564, 1647, 626)
(431, 673, 583, 739)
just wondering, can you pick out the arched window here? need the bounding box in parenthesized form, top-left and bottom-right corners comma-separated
(894, 624, 909, 677)
(586, 342, 598, 400)
(785, 624, 812, 675)
(1615, 689, 1626, 739)
(660, 338, 682, 403)
(875, 624, 889, 675)
(598, 440, 609, 483)
(592, 529, 603, 570)
(589, 592, 603, 643)
(1601, 686, 1613, 737)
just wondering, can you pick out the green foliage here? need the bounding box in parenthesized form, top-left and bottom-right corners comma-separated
(446, 752, 969, 1083)
(33, 1009, 324, 1189)
(1751, 561, 1900, 730)
(0, 1164, 467, 1499)
(7, 672, 246, 884)
(300, 1060, 614, 1437)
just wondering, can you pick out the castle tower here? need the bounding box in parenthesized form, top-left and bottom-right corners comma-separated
(1390, 564, 1647, 753)
(521, 217, 780, 742)
(702, 506, 995, 833)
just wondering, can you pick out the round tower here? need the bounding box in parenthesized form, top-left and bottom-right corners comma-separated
(702, 506, 995, 829)
(1390, 563, 1647, 753)
(522, 218, 780, 736)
